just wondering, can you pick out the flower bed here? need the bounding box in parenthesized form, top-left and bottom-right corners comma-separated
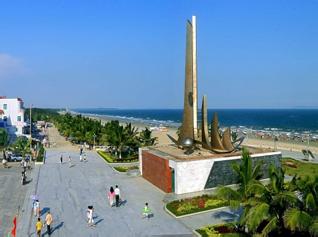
(166, 195, 228, 217)
(113, 166, 139, 172)
(97, 150, 138, 163)
(196, 223, 248, 237)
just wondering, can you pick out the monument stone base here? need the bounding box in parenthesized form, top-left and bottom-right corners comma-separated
(140, 145, 281, 194)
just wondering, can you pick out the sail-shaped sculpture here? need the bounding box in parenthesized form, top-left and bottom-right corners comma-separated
(222, 128, 235, 151)
(210, 113, 225, 150)
(201, 95, 211, 149)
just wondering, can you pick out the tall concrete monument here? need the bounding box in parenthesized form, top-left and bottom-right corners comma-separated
(178, 16, 198, 144)
(169, 15, 244, 154)
(141, 16, 282, 195)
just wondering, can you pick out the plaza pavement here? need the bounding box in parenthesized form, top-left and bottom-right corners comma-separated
(18, 149, 195, 237)
(15, 127, 314, 236)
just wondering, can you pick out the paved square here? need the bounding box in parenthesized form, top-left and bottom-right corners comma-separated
(19, 150, 193, 237)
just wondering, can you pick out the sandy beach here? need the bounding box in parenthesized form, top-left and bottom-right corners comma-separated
(81, 113, 318, 156)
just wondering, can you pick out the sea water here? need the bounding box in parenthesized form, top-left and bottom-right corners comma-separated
(74, 108, 318, 135)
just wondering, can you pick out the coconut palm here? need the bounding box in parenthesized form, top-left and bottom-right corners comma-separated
(241, 165, 300, 236)
(139, 127, 157, 147)
(217, 148, 262, 208)
(284, 175, 318, 236)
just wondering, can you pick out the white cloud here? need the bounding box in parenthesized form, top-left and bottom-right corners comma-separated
(0, 53, 25, 79)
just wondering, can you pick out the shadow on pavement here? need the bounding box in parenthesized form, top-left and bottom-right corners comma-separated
(41, 207, 50, 216)
(120, 200, 127, 206)
(95, 218, 104, 225)
(51, 221, 64, 233)
(24, 178, 33, 185)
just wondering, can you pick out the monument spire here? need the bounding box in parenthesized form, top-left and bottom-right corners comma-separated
(178, 16, 197, 143)
(192, 16, 198, 139)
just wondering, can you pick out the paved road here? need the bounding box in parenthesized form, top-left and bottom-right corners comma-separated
(18, 150, 194, 237)
(0, 163, 31, 237)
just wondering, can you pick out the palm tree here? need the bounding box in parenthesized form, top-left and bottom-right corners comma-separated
(139, 127, 157, 147)
(217, 148, 262, 208)
(284, 175, 318, 236)
(240, 165, 300, 236)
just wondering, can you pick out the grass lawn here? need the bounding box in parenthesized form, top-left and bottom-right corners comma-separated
(282, 157, 318, 179)
(166, 195, 228, 217)
(97, 150, 138, 163)
(196, 223, 248, 237)
(113, 166, 139, 172)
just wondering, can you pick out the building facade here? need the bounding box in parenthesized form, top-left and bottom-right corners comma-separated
(0, 97, 25, 136)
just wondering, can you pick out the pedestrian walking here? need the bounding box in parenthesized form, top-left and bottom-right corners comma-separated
(35, 200, 41, 217)
(60, 155, 63, 164)
(35, 217, 43, 237)
(33, 200, 40, 217)
(107, 187, 115, 207)
(142, 202, 152, 219)
(21, 159, 27, 172)
(114, 185, 121, 207)
(45, 211, 53, 236)
(86, 206, 96, 227)
(68, 155, 72, 167)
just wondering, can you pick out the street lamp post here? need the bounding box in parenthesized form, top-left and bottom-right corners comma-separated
(29, 104, 32, 155)
(93, 133, 96, 149)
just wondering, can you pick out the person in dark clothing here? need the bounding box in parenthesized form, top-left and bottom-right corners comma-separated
(114, 185, 121, 207)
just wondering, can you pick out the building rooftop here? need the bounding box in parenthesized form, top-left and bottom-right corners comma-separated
(145, 144, 274, 161)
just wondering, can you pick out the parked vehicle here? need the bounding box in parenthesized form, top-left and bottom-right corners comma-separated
(10, 154, 23, 162)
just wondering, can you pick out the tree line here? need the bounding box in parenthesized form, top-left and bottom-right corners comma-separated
(49, 112, 156, 159)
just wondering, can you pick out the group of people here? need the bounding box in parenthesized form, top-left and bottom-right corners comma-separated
(33, 200, 53, 236)
(107, 185, 121, 207)
(106, 185, 152, 218)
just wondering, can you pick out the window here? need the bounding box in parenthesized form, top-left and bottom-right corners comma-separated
(3, 116, 7, 121)
(17, 116, 21, 121)
(3, 104, 7, 110)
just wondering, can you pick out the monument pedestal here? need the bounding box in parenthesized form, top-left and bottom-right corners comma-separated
(140, 145, 281, 194)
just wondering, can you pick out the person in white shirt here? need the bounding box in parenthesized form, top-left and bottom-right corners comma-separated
(86, 206, 95, 227)
(114, 185, 121, 207)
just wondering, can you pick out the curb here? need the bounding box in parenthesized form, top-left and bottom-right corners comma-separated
(111, 166, 127, 174)
(164, 204, 228, 219)
(192, 229, 202, 237)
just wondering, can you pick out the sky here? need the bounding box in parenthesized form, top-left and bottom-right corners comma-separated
(0, 0, 317, 109)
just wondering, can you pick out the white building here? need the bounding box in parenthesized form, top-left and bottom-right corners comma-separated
(0, 97, 26, 136)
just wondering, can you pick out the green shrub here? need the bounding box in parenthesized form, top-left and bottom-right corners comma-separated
(97, 150, 114, 163)
(114, 166, 128, 172)
(0, 128, 8, 147)
(97, 150, 138, 163)
(36, 145, 45, 162)
(114, 166, 139, 172)
(166, 195, 228, 216)
(196, 223, 248, 237)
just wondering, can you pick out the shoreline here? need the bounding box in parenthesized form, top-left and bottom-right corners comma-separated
(74, 112, 318, 155)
